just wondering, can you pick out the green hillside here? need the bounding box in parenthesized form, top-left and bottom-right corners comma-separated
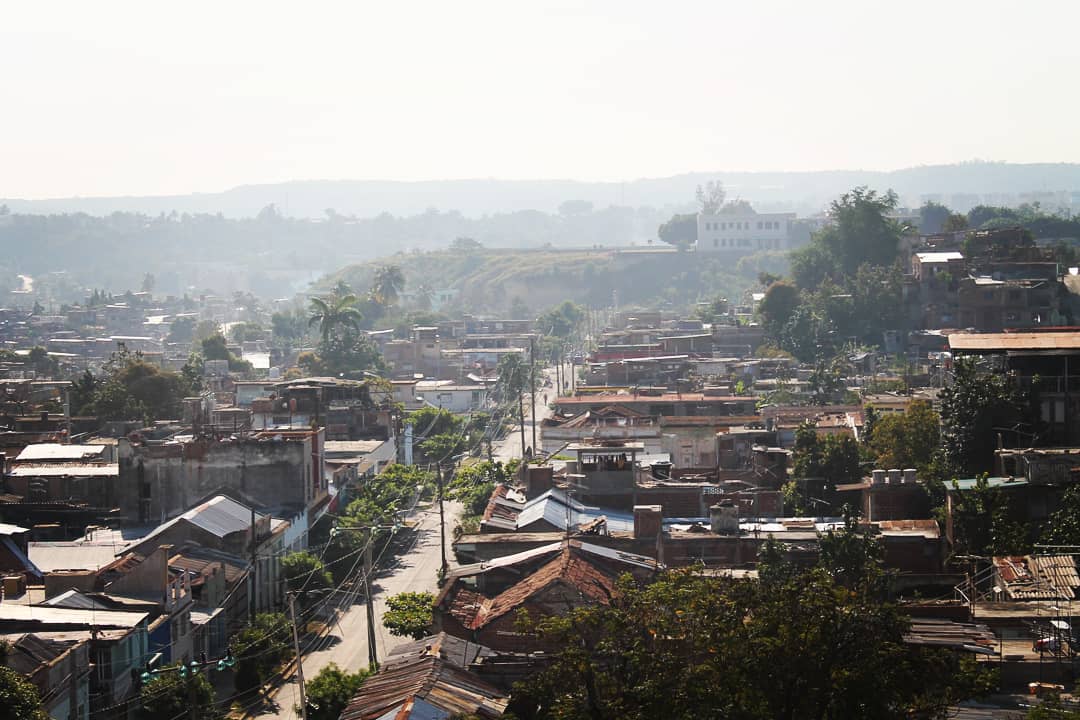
(320, 246, 787, 314)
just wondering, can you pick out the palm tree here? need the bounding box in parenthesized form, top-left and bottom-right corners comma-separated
(371, 265, 405, 307)
(308, 293, 363, 346)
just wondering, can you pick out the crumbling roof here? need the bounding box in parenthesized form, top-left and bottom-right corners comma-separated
(8, 463, 118, 477)
(339, 654, 508, 720)
(2, 633, 75, 676)
(902, 618, 996, 654)
(445, 547, 619, 631)
(994, 555, 1079, 601)
(386, 632, 495, 669)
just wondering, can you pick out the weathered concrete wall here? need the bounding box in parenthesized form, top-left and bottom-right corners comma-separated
(118, 435, 322, 524)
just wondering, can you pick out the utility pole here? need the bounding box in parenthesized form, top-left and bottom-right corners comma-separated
(529, 336, 537, 454)
(249, 503, 257, 623)
(436, 463, 447, 577)
(517, 361, 528, 486)
(288, 593, 308, 720)
(364, 539, 378, 669)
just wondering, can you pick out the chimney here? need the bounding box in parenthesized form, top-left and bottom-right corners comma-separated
(633, 505, 662, 540)
(710, 500, 739, 534)
(526, 466, 554, 499)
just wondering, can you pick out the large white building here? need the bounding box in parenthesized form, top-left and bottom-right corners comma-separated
(696, 212, 795, 253)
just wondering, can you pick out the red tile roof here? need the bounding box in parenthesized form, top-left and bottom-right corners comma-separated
(446, 547, 618, 631)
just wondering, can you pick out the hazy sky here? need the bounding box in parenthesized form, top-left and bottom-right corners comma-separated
(2, 0, 1078, 199)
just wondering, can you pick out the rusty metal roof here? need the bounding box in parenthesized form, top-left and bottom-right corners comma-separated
(903, 618, 997, 654)
(445, 547, 618, 631)
(993, 555, 1078, 600)
(339, 654, 508, 720)
(949, 331, 1080, 353)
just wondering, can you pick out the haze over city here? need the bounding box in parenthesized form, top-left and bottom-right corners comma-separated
(3, 0, 1079, 199)
(4, 4, 1080, 720)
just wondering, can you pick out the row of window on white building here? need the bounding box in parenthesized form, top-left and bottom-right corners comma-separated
(703, 220, 783, 231)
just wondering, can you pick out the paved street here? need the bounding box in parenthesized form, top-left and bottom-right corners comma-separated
(492, 366, 559, 460)
(251, 498, 462, 719)
(252, 366, 561, 718)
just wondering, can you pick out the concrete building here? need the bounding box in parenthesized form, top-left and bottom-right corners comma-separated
(116, 428, 326, 526)
(696, 211, 794, 253)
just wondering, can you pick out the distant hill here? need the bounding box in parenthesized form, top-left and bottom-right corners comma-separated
(323, 246, 788, 315)
(5, 162, 1080, 219)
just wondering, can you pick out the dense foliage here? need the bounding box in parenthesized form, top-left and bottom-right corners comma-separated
(70, 349, 200, 422)
(0, 666, 47, 720)
(382, 591, 435, 640)
(939, 357, 1038, 476)
(303, 663, 370, 720)
(232, 612, 294, 692)
(139, 667, 219, 720)
(282, 551, 333, 605)
(512, 527, 995, 720)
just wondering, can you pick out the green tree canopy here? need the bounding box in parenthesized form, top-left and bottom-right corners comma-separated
(939, 357, 1036, 475)
(308, 293, 363, 346)
(232, 612, 293, 692)
(0, 666, 47, 720)
(657, 213, 697, 249)
(382, 591, 435, 640)
(513, 564, 994, 720)
(757, 281, 800, 335)
(139, 666, 219, 720)
(282, 551, 332, 605)
(303, 663, 370, 720)
(864, 400, 941, 474)
(371, 265, 406, 307)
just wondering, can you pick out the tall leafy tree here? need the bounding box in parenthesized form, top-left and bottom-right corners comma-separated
(939, 357, 1034, 475)
(865, 400, 941, 474)
(757, 281, 800, 336)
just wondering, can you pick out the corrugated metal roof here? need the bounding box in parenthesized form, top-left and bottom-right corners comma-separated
(949, 332, 1080, 353)
(340, 654, 508, 720)
(140, 495, 267, 543)
(0, 604, 147, 628)
(15, 444, 106, 462)
(9, 463, 118, 477)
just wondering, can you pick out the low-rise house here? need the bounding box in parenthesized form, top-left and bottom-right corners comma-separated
(540, 405, 662, 455)
(117, 428, 325, 526)
(5, 443, 118, 507)
(1, 633, 91, 720)
(0, 522, 43, 587)
(340, 650, 508, 720)
(0, 604, 149, 717)
(553, 392, 757, 418)
(415, 381, 488, 412)
(123, 495, 288, 614)
(434, 539, 658, 652)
